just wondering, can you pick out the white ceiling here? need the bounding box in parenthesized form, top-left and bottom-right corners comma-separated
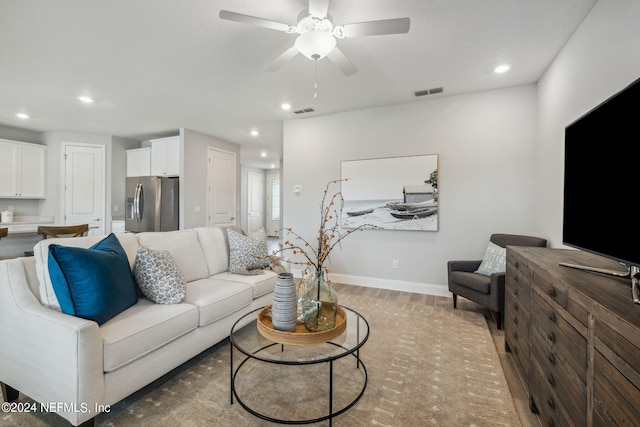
(0, 0, 596, 169)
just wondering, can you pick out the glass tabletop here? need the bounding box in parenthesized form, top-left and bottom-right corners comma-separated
(230, 305, 369, 364)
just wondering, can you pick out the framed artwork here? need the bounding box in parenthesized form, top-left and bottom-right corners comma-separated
(341, 154, 438, 231)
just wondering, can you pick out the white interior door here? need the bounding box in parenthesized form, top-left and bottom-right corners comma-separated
(247, 172, 264, 234)
(64, 144, 105, 236)
(207, 147, 236, 226)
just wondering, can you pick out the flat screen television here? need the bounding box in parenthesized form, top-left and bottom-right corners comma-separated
(562, 76, 640, 276)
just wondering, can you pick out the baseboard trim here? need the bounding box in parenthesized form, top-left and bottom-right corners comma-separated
(290, 269, 451, 297)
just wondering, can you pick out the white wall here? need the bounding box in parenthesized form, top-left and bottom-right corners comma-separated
(536, 0, 640, 247)
(283, 85, 538, 294)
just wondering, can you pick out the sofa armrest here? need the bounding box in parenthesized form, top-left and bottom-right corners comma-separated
(0, 258, 105, 425)
(489, 272, 506, 312)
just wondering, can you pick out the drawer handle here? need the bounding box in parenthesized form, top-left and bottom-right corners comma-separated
(547, 397, 556, 410)
(548, 332, 556, 343)
(547, 373, 556, 387)
(548, 287, 557, 297)
(514, 288, 519, 296)
(514, 275, 519, 282)
(548, 312, 557, 324)
(513, 317, 519, 325)
(513, 346, 519, 355)
(514, 331, 519, 340)
(515, 261, 520, 268)
(548, 419, 555, 427)
(514, 303, 519, 311)
(548, 353, 556, 365)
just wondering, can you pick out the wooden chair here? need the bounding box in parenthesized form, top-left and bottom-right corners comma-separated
(37, 224, 89, 239)
(0, 228, 7, 239)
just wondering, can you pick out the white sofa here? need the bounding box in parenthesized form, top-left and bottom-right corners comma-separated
(0, 227, 278, 426)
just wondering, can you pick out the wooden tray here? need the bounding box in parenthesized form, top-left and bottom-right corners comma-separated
(257, 305, 347, 345)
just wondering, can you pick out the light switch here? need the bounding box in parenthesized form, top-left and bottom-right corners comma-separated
(194, 205, 201, 212)
(294, 185, 302, 195)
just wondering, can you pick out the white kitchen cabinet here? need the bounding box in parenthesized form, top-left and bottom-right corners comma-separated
(150, 136, 180, 176)
(126, 147, 151, 177)
(0, 139, 46, 199)
(111, 220, 126, 234)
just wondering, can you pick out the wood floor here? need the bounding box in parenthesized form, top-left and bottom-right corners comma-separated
(331, 282, 541, 427)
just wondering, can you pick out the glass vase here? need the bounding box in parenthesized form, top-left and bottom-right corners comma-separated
(300, 268, 338, 332)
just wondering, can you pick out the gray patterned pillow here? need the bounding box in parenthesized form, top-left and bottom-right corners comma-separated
(227, 228, 270, 273)
(133, 246, 186, 304)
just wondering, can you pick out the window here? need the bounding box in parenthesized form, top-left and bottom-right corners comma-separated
(271, 179, 280, 221)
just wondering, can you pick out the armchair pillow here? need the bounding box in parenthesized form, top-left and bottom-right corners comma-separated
(47, 233, 138, 325)
(474, 241, 507, 276)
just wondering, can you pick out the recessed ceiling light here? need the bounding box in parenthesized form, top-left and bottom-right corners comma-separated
(281, 103, 292, 110)
(260, 151, 267, 157)
(15, 113, 29, 119)
(78, 96, 94, 103)
(494, 64, 511, 74)
(270, 164, 275, 168)
(250, 130, 259, 136)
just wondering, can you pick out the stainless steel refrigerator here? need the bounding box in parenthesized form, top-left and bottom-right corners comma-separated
(125, 176, 179, 232)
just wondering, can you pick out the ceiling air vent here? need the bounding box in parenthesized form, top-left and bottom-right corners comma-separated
(414, 87, 444, 97)
(293, 107, 315, 114)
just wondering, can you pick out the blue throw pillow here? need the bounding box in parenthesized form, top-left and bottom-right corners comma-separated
(48, 233, 138, 325)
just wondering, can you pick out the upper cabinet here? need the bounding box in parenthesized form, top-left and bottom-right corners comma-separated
(0, 139, 47, 199)
(126, 147, 151, 177)
(150, 136, 180, 177)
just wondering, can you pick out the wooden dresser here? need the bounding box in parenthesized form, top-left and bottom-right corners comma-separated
(505, 247, 640, 426)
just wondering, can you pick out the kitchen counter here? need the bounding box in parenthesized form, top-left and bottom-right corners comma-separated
(0, 216, 55, 235)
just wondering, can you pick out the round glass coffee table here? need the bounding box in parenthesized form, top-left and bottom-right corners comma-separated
(229, 305, 369, 425)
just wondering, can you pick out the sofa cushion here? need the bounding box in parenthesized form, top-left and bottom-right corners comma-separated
(47, 233, 139, 325)
(450, 271, 491, 294)
(475, 241, 507, 276)
(101, 298, 199, 372)
(183, 278, 253, 326)
(211, 270, 277, 299)
(195, 226, 229, 275)
(35, 233, 139, 310)
(137, 230, 209, 283)
(133, 246, 186, 304)
(227, 228, 270, 273)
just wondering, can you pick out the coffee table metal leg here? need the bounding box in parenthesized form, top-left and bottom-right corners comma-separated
(229, 340, 234, 405)
(329, 360, 334, 427)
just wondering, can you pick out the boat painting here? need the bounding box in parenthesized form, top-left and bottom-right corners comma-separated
(341, 154, 439, 231)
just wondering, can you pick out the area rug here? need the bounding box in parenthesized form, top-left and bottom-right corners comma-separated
(1, 294, 521, 426)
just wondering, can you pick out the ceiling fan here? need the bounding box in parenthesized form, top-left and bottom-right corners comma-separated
(219, 0, 410, 76)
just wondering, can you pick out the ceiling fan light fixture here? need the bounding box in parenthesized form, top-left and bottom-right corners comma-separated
(295, 31, 336, 60)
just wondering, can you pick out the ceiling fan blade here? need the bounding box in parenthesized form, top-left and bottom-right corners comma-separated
(308, 0, 330, 19)
(338, 17, 410, 38)
(219, 10, 293, 33)
(265, 46, 300, 72)
(327, 48, 358, 76)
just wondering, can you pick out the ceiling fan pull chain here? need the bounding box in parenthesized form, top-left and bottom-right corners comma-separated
(314, 59, 319, 101)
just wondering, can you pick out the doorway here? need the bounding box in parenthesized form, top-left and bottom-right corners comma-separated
(207, 147, 237, 226)
(63, 143, 105, 236)
(247, 171, 264, 234)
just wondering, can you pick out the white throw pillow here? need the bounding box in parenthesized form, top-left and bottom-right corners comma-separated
(133, 246, 186, 304)
(474, 241, 507, 276)
(227, 228, 270, 273)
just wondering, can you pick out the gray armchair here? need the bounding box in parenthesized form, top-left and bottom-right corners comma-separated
(447, 233, 547, 329)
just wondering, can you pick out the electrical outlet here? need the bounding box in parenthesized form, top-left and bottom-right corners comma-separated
(392, 260, 399, 269)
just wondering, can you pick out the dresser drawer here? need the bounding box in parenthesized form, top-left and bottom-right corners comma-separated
(531, 291, 587, 382)
(530, 358, 574, 427)
(531, 330, 586, 426)
(505, 299, 531, 380)
(593, 320, 640, 426)
(532, 272, 589, 328)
